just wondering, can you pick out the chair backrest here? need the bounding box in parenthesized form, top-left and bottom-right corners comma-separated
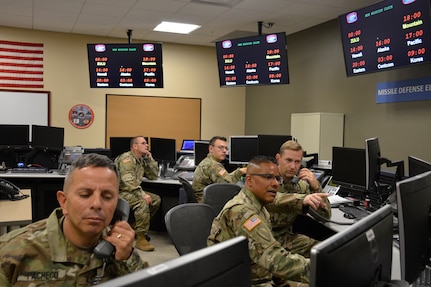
(178, 175, 197, 203)
(164, 203, 217, 255)
(203, 183, 241, 215)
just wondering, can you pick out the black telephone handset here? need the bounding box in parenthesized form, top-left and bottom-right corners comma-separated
(0, 179, 27, 200)
(94, 198, 130, 259)
(291, 165, 305, 184)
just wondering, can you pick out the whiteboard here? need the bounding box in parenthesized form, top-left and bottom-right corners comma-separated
(0, 90, 49, 126)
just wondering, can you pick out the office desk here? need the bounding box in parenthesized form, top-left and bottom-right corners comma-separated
(141, 177, 183, 231)
(0, 173, 183, 231)
(0, 189, 32, 227)
(0, 172, 65, 221)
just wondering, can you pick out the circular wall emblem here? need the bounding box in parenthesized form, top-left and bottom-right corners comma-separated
(69, 104, 94, 129)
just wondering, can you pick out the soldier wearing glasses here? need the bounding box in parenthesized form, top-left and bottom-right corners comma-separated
(192, 136, 246, 203)
(208, 155, 310, 287)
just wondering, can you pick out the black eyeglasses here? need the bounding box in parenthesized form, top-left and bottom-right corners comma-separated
(248, 173, 283, 184)
(212, 145, 229, 151)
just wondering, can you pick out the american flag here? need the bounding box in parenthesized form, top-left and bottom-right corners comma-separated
(0, 40, 44, 88)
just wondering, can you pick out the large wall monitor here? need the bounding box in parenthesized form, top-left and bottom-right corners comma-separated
(215, 32, 289, 87)
(339, 0, 431, 77)
(87, 43, 163, 88)
(96, 236, 251, 287)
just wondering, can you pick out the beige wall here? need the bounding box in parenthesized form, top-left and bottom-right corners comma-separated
(245, 20, 431, 172)
(0, 26, 246, 147)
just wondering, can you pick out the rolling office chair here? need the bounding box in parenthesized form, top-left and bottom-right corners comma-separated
(203, 183, 241, 215)
(178, 175, 198, 203)
(164, 203, 217, 255)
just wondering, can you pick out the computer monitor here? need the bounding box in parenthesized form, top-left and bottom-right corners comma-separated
(150, 137, 176, 164)
(0, 124, 29, 149)
(31, 125, 64, 151)
(365, 137, 381, 191)
(408, 156, 431, 177)
(310, 204, 394, 287)
(396, 171, 431, 284)
(332, 146, 366, 197)
(257, 134, 294, 157)
(181, 140, 195, 151)
(96, 236, 251, 287)
(109, 137, 132, 160)
(194, 140, 209, 167)
(229, 135, 259, 165)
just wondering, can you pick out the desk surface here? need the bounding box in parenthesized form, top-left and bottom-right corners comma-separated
(0, 171, 65, 179)
(329, 207, 401, 280)
(142, 177, 182, 185)
(0, 189, 32, 226)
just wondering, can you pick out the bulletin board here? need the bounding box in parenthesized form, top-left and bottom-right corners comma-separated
(106, 94, 201, 150)
(0, 89, 49, 127)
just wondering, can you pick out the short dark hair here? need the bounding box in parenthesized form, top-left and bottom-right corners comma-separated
(63, 153, 118, 190)
(209, 136, 227, 146)
(130, 136, 146, 148)
(248, 155, 277, 167)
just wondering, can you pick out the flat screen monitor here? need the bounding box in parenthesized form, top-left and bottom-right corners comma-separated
(87, 43, 163, 88)
(338, 0, 431, 77)
(194, 140, 210, 167)
(181, 140, 195, 151)
(109, 137, 131, 160)
(310, 204, 393, 287)
(229, 135, 259, 165)
(365, 137, 381, 191)
(0, 124, 29, 149)
(150, 137, 176, 164)
(408, 155, 431, 177)
(332, 146, 366, 193)
(215, 32, 289, 87)
(396, 170, 431, 284)
(257, 134, 294, 157)
(96, 236, 251, 287)
(83, 148, 112, 158)
(31, 125, 64, 151)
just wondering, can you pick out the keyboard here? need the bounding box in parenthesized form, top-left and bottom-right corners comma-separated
(11, 167, 49, 173)
(323, 184, 340, 195)
(172, 171, 194, 181)
(339, 205, 371, 220)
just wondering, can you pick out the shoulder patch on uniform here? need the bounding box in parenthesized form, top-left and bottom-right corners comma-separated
(218, 169, 227, 176)
(122, 158, 131, 163)
(243, 215, 262, 231)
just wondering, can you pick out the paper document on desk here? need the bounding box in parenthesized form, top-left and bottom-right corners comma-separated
(328, 195, 352, 207)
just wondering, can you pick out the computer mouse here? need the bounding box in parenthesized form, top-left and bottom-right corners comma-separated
(343, 213, 355, 219)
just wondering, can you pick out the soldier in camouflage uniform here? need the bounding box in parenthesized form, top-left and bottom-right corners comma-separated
(192, 136, 246, 202)
(114, 136, 161, 251)
(0, 153, 148, 286)
(208, 155, 310, 287)
(269, 140, 331, 257)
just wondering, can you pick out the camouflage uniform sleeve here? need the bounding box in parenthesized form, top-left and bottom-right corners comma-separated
(228, 207, 310, 283)
(143, 157, 159, 180)
(306, 182, 331, 219)
(209, 164, 243, 184)
(111, 249, 149, 275)
(266, 192, 306, 213)
(115, 154, 146, 199)
(0, 269, 10, 287)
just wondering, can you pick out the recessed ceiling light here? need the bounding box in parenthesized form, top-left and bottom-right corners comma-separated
(153, 21, 201, 34)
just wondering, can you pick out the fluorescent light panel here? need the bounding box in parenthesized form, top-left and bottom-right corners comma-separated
(153, 21, 201, 34)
